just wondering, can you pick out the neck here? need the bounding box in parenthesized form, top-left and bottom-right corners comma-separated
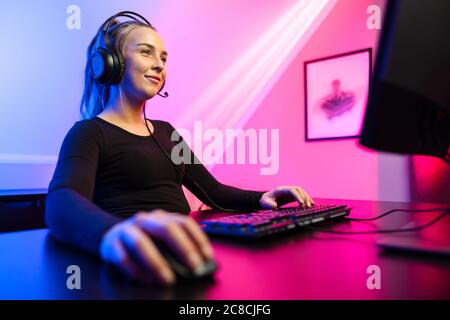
(103, 85, 146, 124)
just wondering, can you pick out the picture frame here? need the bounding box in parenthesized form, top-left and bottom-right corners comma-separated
(304, 48, 372, 141)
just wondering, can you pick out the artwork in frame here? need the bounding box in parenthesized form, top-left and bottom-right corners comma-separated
(304, 48, 372, 141)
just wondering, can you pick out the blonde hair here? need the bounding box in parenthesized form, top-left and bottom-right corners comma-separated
(80, 20, 156, 119)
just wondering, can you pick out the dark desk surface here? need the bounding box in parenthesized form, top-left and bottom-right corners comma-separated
(0, 198, 449, 299)
(0, 189, 47, 202)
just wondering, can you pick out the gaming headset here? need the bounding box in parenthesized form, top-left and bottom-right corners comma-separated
(90, 11, 168, 97)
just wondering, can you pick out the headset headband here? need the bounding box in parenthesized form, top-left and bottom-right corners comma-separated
(100, 11, 153, 50)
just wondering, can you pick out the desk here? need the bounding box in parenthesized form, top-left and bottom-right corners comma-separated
(0, 189, 47, 203)
(0, 189, 47, 232)
(0, 198, 449, 299)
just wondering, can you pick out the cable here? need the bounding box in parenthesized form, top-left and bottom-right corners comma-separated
(305, 209, 449, 235)
(142, 109, 242, 213)
(346, 207, 450, 221)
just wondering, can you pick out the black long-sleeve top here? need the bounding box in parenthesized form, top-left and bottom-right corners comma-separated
(45, 117, 265, 255)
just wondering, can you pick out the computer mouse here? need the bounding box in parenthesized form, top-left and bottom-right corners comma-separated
(154, 240, 218, 282)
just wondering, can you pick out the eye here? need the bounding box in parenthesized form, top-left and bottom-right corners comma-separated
(141, 49, 152, 56)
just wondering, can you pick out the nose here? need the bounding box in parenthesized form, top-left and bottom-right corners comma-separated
(152, 59, 164, 73)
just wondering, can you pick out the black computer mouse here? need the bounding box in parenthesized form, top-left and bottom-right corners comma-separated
(154, 240, 218, 282)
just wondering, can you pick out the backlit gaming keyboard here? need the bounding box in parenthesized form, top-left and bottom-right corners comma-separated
(200, 204, 351, 238)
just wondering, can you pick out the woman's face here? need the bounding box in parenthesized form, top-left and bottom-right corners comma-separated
(121, 26, 168, 102)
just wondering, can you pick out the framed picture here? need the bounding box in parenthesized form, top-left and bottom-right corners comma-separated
(304, 48, 372, 141)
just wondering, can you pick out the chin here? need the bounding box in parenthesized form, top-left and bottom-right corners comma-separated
(139, 87, 158, 100)
(148, 89, 159, 98)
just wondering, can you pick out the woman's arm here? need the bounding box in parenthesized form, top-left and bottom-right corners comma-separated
(45, 121, 122, 255)
(165, 122, 266, 211)
(183, 164, 266, 211)
(166, 122, 315, 211)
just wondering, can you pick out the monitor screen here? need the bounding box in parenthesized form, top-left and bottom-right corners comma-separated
(359, 0, 450, 161)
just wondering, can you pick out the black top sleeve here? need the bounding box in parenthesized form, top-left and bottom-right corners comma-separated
(164, 122, 266, 211)
(45, 121, 122, 255)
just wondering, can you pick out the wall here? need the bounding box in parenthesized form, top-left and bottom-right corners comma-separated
(4, 0, 440, 205)
(210, 0, 413, 204)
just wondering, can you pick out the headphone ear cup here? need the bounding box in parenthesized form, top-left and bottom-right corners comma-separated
(91, 47, 113, 83)
(91, 47, 124, 85)
(90, 29, 125, 85)
(108, 49, 124, 85)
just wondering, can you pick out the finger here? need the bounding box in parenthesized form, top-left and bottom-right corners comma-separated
(259, 193, 278, 209)
(165, 214, 214, 260)
(158, 214, 215, 261)
(273, 187, 300, 206)
(295, 187, 311, 208)
(299, 188, 314, 207)
(120, 225, 175, 285)
(179, 217, 215, 260)
(161, 223, 204, 271)
(109, 237, 145, 280)
(136, 215, 206, 270)
(286, 187, 305, 207)
(114, 238, 166, 286)
(302, 189, 315, 206)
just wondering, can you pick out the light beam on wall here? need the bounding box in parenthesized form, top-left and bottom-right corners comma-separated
(176, 0, 337, 165)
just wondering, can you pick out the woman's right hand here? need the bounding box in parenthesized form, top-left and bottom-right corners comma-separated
(99, 209, 214, 286)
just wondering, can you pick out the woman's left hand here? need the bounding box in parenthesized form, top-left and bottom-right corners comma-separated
(259, 185, 315, 209)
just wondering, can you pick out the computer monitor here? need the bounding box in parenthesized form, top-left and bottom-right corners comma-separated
(359, 0, 450, 161)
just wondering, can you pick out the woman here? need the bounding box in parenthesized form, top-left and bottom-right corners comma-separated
(45, 11, 314, 286)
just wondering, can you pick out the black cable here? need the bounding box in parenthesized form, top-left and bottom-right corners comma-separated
(305, 209, 449, 235)
(142, 109, 242, 213)
(346, 207, 450, 221)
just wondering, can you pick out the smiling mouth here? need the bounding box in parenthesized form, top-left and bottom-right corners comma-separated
(145, 76, 160, 84)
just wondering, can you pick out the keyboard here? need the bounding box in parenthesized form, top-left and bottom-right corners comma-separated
(200, 204, 351, 238)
